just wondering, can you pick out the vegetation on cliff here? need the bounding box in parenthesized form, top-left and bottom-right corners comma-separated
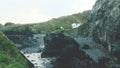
(0, 31, 30, 68)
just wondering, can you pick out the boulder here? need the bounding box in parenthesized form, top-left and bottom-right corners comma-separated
(41, 33, 97, 68)
(41, 33, 80, 57)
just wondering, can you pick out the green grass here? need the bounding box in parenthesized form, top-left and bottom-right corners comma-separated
(0, 31, 29, 68)
(3, 10, 90, 34)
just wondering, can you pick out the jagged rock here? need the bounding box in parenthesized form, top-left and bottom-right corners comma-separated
(41, 33, 80, 57)
(74, 37, 114, 67)
(112, 41, 120, 63)
(92, 0, 120, 49)
(41, 33, 98, 68)
(91, 0, 120, 63)
(77, 0, 120, 67)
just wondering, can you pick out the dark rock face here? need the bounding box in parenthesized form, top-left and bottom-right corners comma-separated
(3, 32, 45, 52)
(3, 30, 34, 49)
(42, 33, 80, 57)
(111, 41, 120, 64)
(90, 0, 120, 63)
(76, 0, 120, 67)
(42, 33, 98, 68)
(92, 0, 120, 49)
(72, 37, 114, 68)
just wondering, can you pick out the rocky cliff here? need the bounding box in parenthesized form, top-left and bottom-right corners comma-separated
(92, 0, 120, 64)
(79, 0, 120, 67)
(0, 0, 119, 68)
(42, 0, 120, 68)
(92, 0, 120, 51)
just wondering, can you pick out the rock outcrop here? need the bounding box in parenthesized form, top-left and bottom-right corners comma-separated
(42, 33, 98, 68)
(90, 0, 120, 63)
(91, 0, 120, 50)
(0, 0, 119, 68)
(42, 33, 80, 57)
(42, 0, 120, 68)
(77, 0, 120, 67)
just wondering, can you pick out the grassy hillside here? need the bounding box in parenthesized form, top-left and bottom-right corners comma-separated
(3, 10, 90, 34)
(32, 10, 90, 32)
(0, 31, 29, 68)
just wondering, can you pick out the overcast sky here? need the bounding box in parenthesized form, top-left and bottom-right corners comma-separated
(0, 0, 96, 24)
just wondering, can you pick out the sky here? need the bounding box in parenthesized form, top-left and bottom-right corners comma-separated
(0, 0, 96, 24)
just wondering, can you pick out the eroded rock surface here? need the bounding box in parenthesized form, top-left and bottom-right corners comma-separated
(91, 0, 120, 63)
(42, 33, 98, 68)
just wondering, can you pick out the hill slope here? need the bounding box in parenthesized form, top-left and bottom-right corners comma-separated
(3, 10, 90, 34)
(0, 31, 34, 68)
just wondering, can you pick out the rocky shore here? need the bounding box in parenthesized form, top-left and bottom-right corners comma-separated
(1, 0, 119, 68)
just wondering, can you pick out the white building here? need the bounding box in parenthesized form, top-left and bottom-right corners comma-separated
(60, 26, 65, 30)
(71, 23, 81, 28)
